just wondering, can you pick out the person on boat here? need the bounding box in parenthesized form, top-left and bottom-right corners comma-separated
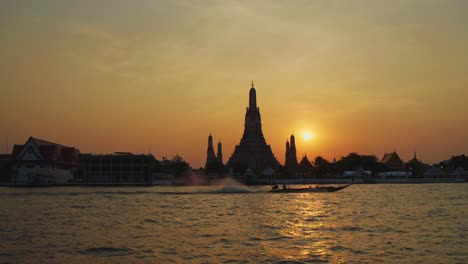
(282, 184, 287, 190)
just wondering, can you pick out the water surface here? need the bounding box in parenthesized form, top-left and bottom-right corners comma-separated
(0, 184, 467, 263)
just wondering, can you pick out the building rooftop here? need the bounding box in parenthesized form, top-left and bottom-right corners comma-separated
(381, 152, 402, 164)
(12, 137, 80, 166)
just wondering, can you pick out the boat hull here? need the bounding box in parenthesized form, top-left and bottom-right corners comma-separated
(269, 184, 351, 193)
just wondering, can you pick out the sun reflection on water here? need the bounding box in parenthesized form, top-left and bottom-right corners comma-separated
(1, 185, 466, 263)
(268, 193, 348, 262)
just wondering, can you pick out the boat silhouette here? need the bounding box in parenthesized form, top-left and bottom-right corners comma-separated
(270, 184, 351, 193)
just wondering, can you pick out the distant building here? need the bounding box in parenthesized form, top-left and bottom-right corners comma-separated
(204, 134, 226, 176)
(285, 134, 298, 176)
(80, 153, 155, 185)
(381, 152, 405, 171)
(0, 154, 12, 184)
(10, 137, 80, 186)
(217, 141, 223, 164)
(377, 171, 411, 178)
(205, 134, 218, 167)
(424, 166, 468, 178)
(297, 155, 314, 178)
(226, 82, 279, 174)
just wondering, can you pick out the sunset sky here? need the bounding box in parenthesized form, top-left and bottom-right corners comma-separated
(1, 0, 467, 167)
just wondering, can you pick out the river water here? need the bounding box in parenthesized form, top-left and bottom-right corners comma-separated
(0, 183, 466, 263)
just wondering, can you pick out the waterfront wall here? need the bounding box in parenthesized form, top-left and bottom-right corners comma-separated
(259, 177, 466, 185)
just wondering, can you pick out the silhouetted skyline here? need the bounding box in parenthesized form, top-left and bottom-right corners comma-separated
(1, 1, 468, 167)
(226, 83, 279, 173)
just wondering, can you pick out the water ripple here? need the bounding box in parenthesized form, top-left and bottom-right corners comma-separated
(81, 247, 135, 256)
(0, 184, 467, 263)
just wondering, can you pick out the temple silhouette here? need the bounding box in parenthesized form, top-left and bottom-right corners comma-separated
(205, 134, 223, 167)
(226, 82, 279, 173)
(285, 134, 298, 175)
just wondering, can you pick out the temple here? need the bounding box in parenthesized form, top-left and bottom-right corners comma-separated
(226, 82, 279, 173)
(297, 155, 314, 178)
(285, 134, 298, 176)
(217, 141, 223, 164)
(205, 134, 218, 168)
(381, 151, 405, 171)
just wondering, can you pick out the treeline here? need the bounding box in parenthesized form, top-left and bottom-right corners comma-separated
(433, 154, 468, 170)
(293, 153, 390, 178)
(153, 155, 191, 177)
(297, 153, 468, 178)
(151, 153, 468, 178)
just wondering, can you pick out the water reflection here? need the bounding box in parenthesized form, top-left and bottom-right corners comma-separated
(273, 193, 339, 262)
(0, 184, 467, 263)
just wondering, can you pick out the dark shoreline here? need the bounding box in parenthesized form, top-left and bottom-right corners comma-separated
(0, 179, 466, 187)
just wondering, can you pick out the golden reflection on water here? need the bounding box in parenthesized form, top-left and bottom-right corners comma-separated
(270, 193, 347, 262)
(0, 185, 467, 263)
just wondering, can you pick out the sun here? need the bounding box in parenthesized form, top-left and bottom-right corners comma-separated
(303, 132, 312, 141)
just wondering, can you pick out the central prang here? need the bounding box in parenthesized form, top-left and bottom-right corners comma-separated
(226, 82, 279, 175)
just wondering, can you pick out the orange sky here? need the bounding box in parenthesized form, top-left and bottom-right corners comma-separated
(1, 1, 468, 167)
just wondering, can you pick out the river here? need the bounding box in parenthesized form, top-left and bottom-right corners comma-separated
(0, 183, 466, 263)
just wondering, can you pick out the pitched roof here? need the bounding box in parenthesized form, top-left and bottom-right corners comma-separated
(381, 152, 403, 164)
(298, 155, 313, 169)
(13, 137, 80, 166)
(12, 145, 25, 157)
(30, 137, 67, 148)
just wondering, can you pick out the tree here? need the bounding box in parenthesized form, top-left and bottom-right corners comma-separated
(434, 154, 468, 171)
(406, 158, 426, 177)
(169, 155, 191, 177)
(334, 153, 388, 173)
(450, 154, 468, 170)
(335, 153, 361, 172)
(204, 160, 228, 174)
(314, 156, 333, 178)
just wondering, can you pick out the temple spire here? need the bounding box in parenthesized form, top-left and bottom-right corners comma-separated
(217, 141, 223, 164)
(285, 134, 298, 176)
(249, 82, 257, 110)
(226, 84, 279, 172)
(205, 134, 216, 167)
(290, 134, 296, 151)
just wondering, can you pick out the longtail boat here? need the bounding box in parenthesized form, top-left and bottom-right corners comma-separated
(270, 184, 351, 193)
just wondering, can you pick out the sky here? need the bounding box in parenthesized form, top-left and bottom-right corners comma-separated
(1, 0, 467, 168)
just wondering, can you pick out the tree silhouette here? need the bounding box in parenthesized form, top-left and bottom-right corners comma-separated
(314, 156, 332, 178)
(406, 158, 426, 177)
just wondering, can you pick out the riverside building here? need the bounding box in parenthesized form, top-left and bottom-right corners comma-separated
(0, 154, 12, 185)
(80, 152, 155, 185)
(381, 152, 405, 171)
(10, 137, 80, 186)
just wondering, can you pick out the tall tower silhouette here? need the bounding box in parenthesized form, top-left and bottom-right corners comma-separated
(290, 134, 297, 165)
(205, 134, 217, 168)
(285, 134, 298, 176)
(217, 142, 223, 164)
(226, 82, 279, 173)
